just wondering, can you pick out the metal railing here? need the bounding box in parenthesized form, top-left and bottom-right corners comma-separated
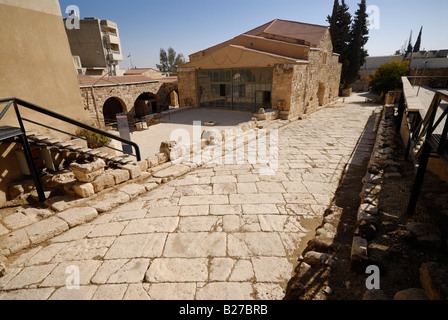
(406, 90, 448, 215)
(0, 97, 141, 202)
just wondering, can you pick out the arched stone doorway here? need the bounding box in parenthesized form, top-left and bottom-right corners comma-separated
(103, 97, 126, 124)
(133, 93, 159, 119)
(317, 82, 326, 107)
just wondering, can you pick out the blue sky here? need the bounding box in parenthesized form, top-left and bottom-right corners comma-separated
(58, 0, 448, 70)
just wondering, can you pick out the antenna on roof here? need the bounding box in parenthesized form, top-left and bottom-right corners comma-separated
(128, 53, 135, 69)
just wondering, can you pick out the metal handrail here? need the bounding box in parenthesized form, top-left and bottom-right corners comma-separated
(0, 97, 142, 202)
(22, 117, 126, 156)
(0, 97, 141, 161)
(407, 90, 448, 216)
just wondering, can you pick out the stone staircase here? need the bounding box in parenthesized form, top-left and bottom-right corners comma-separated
(24, 130, 136, 168)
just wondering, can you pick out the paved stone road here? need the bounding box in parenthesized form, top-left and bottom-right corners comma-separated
(0, 96, 376, 300)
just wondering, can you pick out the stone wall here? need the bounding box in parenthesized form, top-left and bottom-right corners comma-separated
(178, 68, 198, 108)
(303, 32, 342, 115)
(273, 31, 342, 119)
(408, 68, 448, 87)
(272, 64, 294, 118)
(80, 81, 178, 126)
(177, 30, 341, 120)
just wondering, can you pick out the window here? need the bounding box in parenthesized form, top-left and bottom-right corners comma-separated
(198, 68, 273, 112)
(239, 84, 246, 98)
(220, 84, 226, 97)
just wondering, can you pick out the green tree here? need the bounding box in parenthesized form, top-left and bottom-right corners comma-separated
(413, 26, 423, 53)
(405, 30, 413, 57)
(368, 60, 410, 94)
(327, 0, 352, 74)
(344, 0, 369, 85)
(156, 47, 186, 73)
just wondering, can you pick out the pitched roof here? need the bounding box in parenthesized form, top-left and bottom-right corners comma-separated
(77, 74, 159, 87)
(244, 19, 328, 47)
(124, 68, 160, 75)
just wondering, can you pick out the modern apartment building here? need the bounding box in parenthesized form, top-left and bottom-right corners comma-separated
(65, 17, 124, 76)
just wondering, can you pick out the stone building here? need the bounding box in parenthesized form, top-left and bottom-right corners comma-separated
(178, 19, 342, 119)
(78, 74, 178, 126)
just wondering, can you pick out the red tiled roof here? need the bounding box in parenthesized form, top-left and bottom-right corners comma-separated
(156, 76, 178, 83)
(123, 68, 160, 75)
(77, 74, 159, 87)
(244, 19, 328, 46)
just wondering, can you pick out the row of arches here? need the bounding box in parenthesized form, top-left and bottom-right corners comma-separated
(103, 93, 159, 124)
(102, 90, 180, 125)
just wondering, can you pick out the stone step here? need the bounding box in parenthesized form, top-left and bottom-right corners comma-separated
(97, 153, 109, 159)
(25, 131, 39, 137)
(42, 138, 61, 146)
(68, 145, 82, 151)
(103, 154, 117, 161)
(60, 142, 74, 148)
(89, 150, 102, 156)
(30, 134, 50, 141)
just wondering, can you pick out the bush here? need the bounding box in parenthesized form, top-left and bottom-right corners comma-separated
(369, 60, 410, 94)
(75, 124, 111, 149)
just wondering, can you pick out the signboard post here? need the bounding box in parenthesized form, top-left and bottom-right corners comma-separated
(116, 113, 133, 155)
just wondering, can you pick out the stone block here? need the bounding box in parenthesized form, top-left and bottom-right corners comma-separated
(351, 236, 368, 257)
(69, 159, 106, 182)
(92, 174, 116, 193)
(156, 152, 169, 164)
(394, 288, 427, 300)
(110, 169, 130, 185)
(0, 261, 6, 277)
(137, 160, 148, 172)
(86, 191, 130, 213)
(62, 181, 78, 196)
(73, 182, 95, 198)
(8, 182, 24, 199)
(122, 164, 141, 180)
(24, 216, 69, 245)
(0, 229, 30, 256)
(420, 262, 448, 300)
(406, 222, 441, 248)
(116, 183, 146, 198)
(303, 251, 335, 266)
(146, 155, 160, 168)
(153, 165, 191, 179)
(148, 162, 173, 175)
(57, 207, 98, 228)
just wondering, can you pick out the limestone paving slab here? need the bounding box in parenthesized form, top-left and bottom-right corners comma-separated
(104, 234, 167, 259)
(0, 97, 376, 300)
(148, 282, 196, 300)
(145, 258, 208, 282)
(163, 232, 226, 257)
